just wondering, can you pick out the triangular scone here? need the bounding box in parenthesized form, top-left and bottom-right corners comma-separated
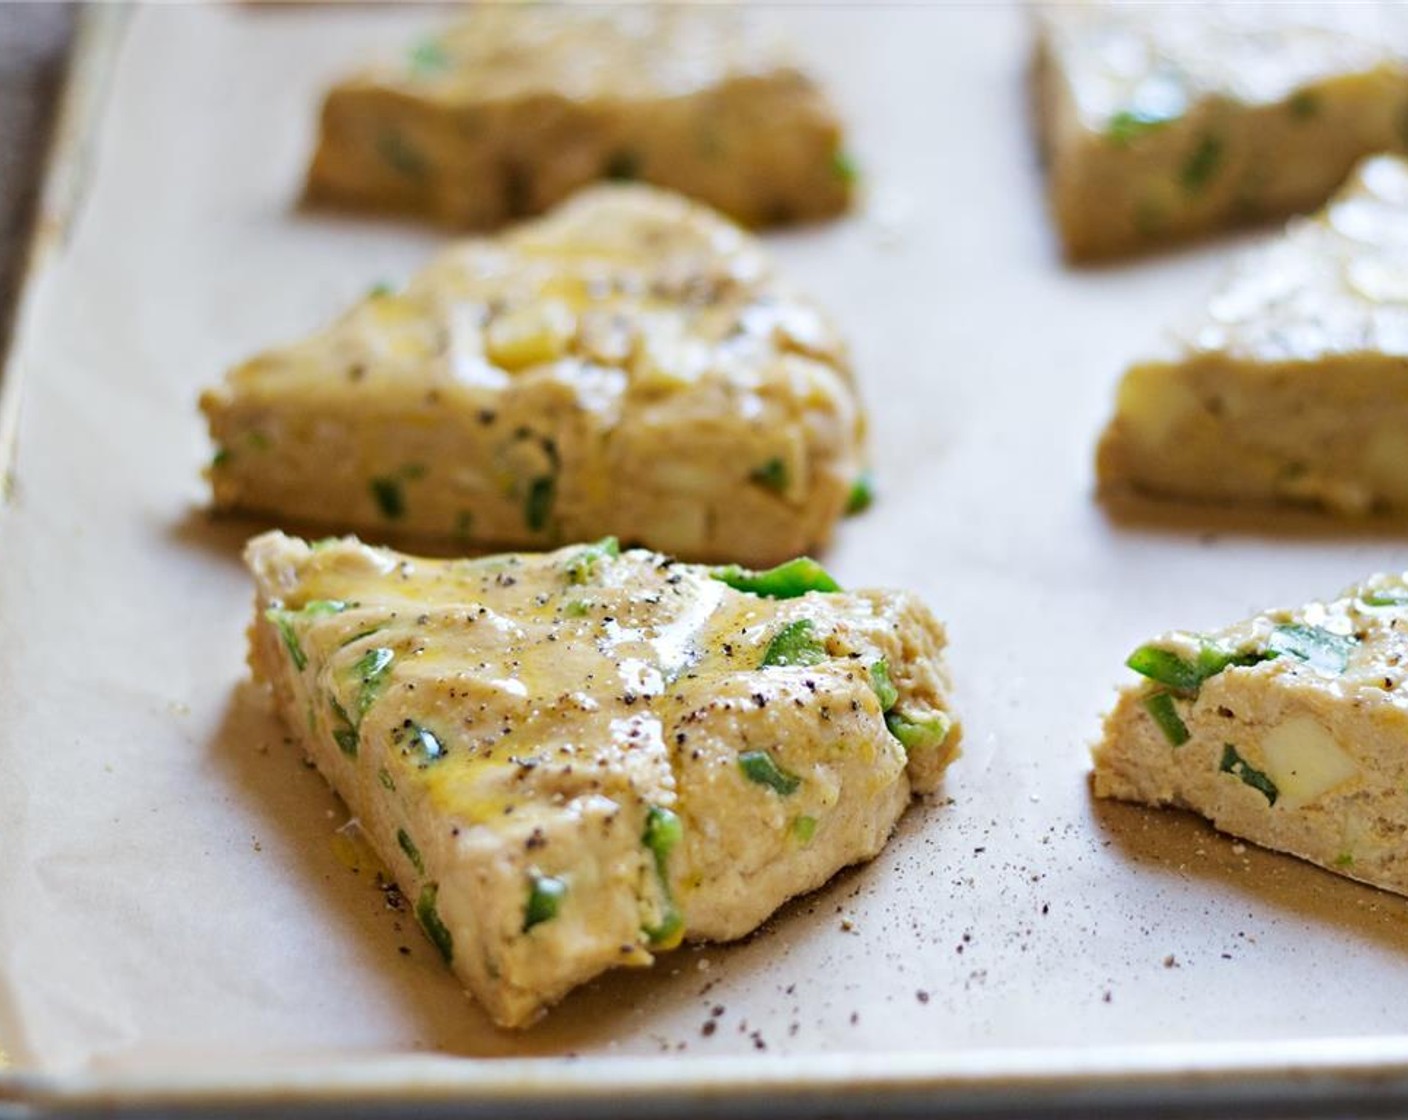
(1034, 2, 1408, 260)
(1097, 155, 1408, 516)
(245, 532, 959, 1028)
(203, 185, 867, 568)
(1095, 574, 1408, 895)
(306, 5, 852, 230)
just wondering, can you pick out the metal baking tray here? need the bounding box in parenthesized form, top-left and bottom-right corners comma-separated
(5, 5, 1408, 1116)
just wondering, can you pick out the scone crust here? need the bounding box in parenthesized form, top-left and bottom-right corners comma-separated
(246, 531, 959, 1026)
(305, 6, 852, 230)
(1095, 574, 1408, 897)
(204, 185, 868, 567)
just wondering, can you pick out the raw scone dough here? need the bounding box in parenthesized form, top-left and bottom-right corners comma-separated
(245, 531, 960, 1028)
(1095, 573, 1408, 895)
(306, 5, 854, 230)
(1097, 155, 1408, 516)
(1034, 1, 1408, 260)
(202, 185, 868, 568)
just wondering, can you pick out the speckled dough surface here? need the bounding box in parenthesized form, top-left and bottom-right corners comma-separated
(246, 532, 957, 1028)
(1096, 573, 1408, 896)
(1034, 1, 1408, 259)
(202, 184, 866, 568)
(1097, 155, 1408, 515)
(306, 4, 853, 229)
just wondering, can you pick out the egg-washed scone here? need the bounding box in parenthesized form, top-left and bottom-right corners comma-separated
(1033, 1, 1408, 260)
(1094, 573, 1408, 895)
(1097, 155, 1408, 516)
(201, 185, 867, 568)
(305, 4, 853, 230)
(244, 531, 959, 1028)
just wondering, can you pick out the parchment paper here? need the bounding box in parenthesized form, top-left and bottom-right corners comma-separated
(5, 0, 1408, 1093)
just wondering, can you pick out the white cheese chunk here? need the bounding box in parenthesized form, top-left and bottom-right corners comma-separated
(1260, 714, 1358, 810)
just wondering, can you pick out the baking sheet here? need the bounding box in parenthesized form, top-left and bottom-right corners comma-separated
(8, 2, 1408, 1114)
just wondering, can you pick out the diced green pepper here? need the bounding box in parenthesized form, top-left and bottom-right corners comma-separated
(389, 719, 444, 765)
(642, 805, 684, 947)
(376, 130, 428, 179)
(211, 448, 231, 469)
(411, 723, 444, 763)
(644, 805, 684, 867)
(524, 874, 567, 931)
(739, 750, 801, 796)
(750, 458, 789, 493)
(1267, 623, 1356, 674)
(565, 537, 620, 584)
(1126, 638, 1268, 696)
(266, 599, 350, 672)
(1181, 133, 1224, 193)
(265, 609, 307, 672)
(1219, 744, 1278, 806)
(884, 710, 953, 753)
(645, 905, 684, 947)
(415, 884, 454, 963)
(397, 829, 425, 875)
(845, 471, 875, 515)
(711, 557, 841, 599)
(1142, 691, 1190, 747)
(1125, 644, 1202, 693)
(354, 647, 395, 718)
(1362, 588, 1408, 607)
(869, 659, 899, 712)
(340, 626, 384, 648)
(1106, 107, 1181, 146)
(370, 477, 405, 519)
(377, 767, 396, 792)
(330, 694, 358, 757)
(525, 474, 556, 532)
(1288, 90, 1320, 120)
(760, 619, 828, 668)
(408, 38, 450, 76)
(830, 149, 860, 185)
(793, 815, 818, 843)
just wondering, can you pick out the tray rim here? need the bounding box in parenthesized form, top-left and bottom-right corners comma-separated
(0, 3, 127, 500)
(10, 1038, 1408, 1117)
(3, 5, 1408, 1116)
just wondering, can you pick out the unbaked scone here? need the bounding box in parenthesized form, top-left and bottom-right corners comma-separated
(1095, 572, 1408, 894)
(306, 5, 854, 229)
(1034, 1, 1408, 260)
(245, 531, 959, 1027)
(1097, 155, 1408, 516)
(203, 185, 868, 567)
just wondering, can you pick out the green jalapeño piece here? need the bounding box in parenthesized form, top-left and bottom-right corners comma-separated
(712, 557, 841, 599)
